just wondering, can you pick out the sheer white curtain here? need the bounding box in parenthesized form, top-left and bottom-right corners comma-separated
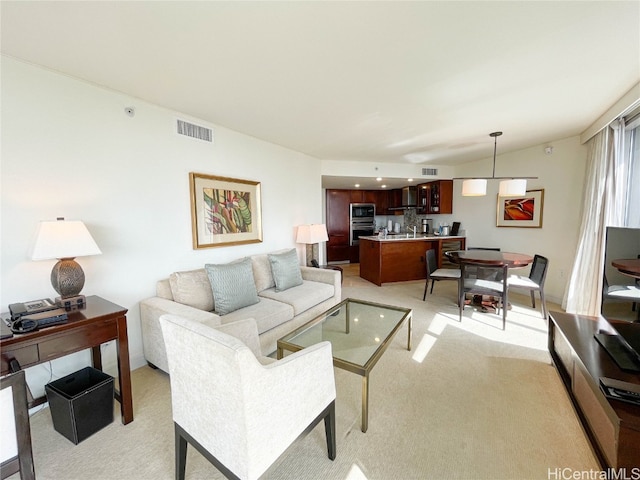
(563, 122, 626, 315)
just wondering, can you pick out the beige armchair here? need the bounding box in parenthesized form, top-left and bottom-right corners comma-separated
(159, 315, 336, 480)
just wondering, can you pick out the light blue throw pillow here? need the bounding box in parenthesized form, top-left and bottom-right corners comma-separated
(205, 257, 259, 315)
(268, 249, 303, 292)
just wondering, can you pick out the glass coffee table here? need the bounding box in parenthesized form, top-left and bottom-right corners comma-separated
(277, 298, 412, 432)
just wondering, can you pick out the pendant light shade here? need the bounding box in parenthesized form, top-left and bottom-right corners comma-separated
(499, 179, 527, 196)
(461, 179, 487, 196)
(454, 132, 536, 196)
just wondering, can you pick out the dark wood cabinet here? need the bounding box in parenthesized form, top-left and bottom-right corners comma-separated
(417, 180, 453, 214)
(326, 189, 351, 262)
(350, 190, 377, 205)
(388, 189, 402, 211)
(548, 312, 640, 469)
(359, 237, 466, 285)
(373, 190, 388, 215)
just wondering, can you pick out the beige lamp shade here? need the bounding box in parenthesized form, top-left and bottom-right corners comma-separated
(461, 179, 487, 196)
(31, 219, 102, 260)
(296, 224, 328, 244)
(31, 218, 102, 299)
(296, 224, 328, 267)
(499, 179, 527, 196)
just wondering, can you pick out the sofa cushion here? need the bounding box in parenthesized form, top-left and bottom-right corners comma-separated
(251, 254, 276, 293)
(259, 280, 334, 316)
(268, 249, 303, 292)
(169, 269, 214, 311)
(205, 258, 259, 315)
(219, 297, 294, 334)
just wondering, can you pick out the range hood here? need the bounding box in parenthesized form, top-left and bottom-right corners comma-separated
(389, 186, 417, 210)
(402, 186, 417, 207)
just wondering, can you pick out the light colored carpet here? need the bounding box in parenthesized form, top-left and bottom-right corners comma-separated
(16, 277, 600, 479)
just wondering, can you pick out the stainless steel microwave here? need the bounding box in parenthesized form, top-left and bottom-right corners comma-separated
(350, 203, 375, 219)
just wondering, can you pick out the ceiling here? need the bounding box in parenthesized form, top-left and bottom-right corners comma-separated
(2, 1, 639, 190)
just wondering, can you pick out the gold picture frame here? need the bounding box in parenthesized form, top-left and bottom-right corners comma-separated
(189, 172, 263, 249)
(496, 189, 544, 228)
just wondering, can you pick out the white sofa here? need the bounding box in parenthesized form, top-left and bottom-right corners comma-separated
(140, 250, 341, 373)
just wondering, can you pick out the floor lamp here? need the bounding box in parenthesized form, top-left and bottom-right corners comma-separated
(296, 224, 328, 267)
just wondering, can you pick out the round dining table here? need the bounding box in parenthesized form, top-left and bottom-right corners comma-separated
(611, 258, 640, 279)
(446, 250, 534, 267)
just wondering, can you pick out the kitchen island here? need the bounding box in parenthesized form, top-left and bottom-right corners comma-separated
(359, 235, 466, 286)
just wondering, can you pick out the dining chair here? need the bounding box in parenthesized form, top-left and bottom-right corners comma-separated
(507, 254, 549, 319)
(423, 249, 460, 301)
(466, 248, 502, 281)
(458, 261, 509, 330)
(159, 315, 336, 480)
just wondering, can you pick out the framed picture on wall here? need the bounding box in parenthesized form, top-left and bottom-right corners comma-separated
(496, 189, 544, 228)
(189, 172, 263, 249)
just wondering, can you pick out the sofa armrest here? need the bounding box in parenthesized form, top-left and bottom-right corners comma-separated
(300, 266, 341, 299)
(140, 296, 221, 372)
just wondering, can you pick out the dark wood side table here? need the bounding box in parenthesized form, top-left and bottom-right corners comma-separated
(548, 311, 640, 469)
(0, 295, 133, 425)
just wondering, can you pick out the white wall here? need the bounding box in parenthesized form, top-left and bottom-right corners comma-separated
(452, 136, 588, 304)
(1, 58, 324, 395)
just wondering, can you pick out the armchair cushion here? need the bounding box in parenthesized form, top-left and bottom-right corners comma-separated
(205, 258, 259, 315)
(268, 249, 303, 292)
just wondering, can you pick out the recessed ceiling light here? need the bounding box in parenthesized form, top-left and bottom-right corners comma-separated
(381, 185, 387, 188)
(376, 177, 382, 181)
(354, 184, 360, 188)
(408, 178, 413, 182)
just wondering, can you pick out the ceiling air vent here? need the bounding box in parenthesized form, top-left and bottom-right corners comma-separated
(422, 168, 438, 176)
(176, 119, 213, 143)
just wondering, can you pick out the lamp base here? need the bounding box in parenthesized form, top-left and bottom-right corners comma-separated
(305, 243, 320, 267)
(51, 258, 85, 298)
(56, 295, 86, 311)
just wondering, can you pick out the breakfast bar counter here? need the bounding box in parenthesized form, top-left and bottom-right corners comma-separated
(359, 235, 465, 286)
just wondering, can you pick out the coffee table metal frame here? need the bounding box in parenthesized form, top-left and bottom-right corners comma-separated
(277, 297, 412, 432)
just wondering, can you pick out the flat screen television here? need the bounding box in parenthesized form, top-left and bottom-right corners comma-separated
(601, 226, 640, 322)
(596, 226, 640, 371)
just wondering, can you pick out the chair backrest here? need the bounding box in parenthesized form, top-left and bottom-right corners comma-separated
(160, 314, 263, 473)
(460, 261, 508, 294)
(529, 254, 549, 286)
(425, 249, 438, 276)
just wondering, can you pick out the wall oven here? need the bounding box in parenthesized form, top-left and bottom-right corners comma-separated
(350, 203, 375, 246)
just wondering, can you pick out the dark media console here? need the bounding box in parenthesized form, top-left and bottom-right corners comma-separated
(548, 312, 640, 469)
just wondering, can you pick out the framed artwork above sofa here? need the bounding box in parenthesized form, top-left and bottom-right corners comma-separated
(189, 172, 263, 249)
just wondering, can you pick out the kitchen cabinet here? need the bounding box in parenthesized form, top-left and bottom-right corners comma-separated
(359, 236, 466, 285)
(373, 190, 388, 215)
(326, 189, 351, 262)
(350, 190, 377, 204)
(418, 180, 453, 214)
(388, 189, 403, 212)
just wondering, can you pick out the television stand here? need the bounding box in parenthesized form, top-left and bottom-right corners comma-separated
(548, 312, 640, 470)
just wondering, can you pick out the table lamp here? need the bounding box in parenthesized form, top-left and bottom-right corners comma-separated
(296, 224, 328, 267)
(31, 218, 102, 304)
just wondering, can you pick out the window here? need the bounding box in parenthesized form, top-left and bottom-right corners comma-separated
(624, 115, 640, 227)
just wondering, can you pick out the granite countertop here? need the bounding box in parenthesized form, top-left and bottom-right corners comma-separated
(361, 234, 466, 242)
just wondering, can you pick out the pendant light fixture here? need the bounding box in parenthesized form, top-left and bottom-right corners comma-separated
(456, 132, 536, 197)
